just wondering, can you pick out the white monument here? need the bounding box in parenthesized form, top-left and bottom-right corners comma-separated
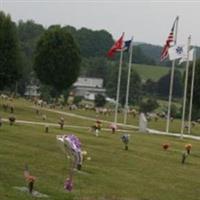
(139, 113, 148, 133)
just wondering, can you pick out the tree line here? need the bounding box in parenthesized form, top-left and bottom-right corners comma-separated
(1, 11, 200, 119)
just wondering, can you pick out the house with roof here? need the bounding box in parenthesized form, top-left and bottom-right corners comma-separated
(72, 77, 106, 100)
(24, 85, 40, 98)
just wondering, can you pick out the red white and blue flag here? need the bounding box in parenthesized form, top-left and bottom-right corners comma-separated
(122, 38, 133, 52)
(161, 17, 178, 61)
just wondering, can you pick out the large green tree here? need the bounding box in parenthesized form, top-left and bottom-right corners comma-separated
(139, 98, 159, 113)
(0, 11, 22, 90)
(34, 27, 81, 94)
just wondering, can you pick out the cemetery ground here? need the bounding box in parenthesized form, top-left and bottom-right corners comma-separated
(0, 98, 200, 200)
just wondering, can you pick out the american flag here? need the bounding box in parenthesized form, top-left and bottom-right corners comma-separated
(160, 17, 178, 61)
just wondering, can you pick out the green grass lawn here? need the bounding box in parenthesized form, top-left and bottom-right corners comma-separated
(0, 98, 200, 200)
(68, 108, 200, 136)
(1, 98, 199, 135)
(133, 64, 183, 81)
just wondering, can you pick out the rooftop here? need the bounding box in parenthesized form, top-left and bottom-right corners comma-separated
(73, 77, 104, 88)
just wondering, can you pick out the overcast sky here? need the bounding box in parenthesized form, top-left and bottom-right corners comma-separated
(1, 0, 200, 46)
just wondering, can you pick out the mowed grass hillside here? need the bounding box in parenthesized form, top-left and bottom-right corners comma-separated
(1, 98, 200, 136)
(133, 64, 183, 81)
(0, 98, 200, 200)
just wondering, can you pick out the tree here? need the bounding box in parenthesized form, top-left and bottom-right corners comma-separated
(0, 11, 22, 90)
(75, 28, 114, 58)
(143, 79, 157, 96)
(170, 104, 179, 118)
(80, 57, 109, 83)
(106, 63, 142, 106)
(95, 94, 106, 107)
(73, 96, 83, 105)
(16, 20, 45, 94)
(187, 59, 200, 119)
(157, 70, 183, 98)
(139, 98, 159, 113)
(34, 27, 81, 94)
(18, 20, 45, 59)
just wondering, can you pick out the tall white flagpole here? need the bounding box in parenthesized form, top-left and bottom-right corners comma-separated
(188, 48, 196, 134)
(166, 16, 179, 133)
(114, 50, 124, 123)
(124, 38, 133, 124)
(181, 35, 191, 138)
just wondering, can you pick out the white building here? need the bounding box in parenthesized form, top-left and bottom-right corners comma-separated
(24, 85, 40, 97)
(73, 77, 106, 100)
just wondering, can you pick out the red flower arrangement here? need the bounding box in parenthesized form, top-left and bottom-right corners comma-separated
(162, 143, 170, 150)
(185, 144, 192, 154)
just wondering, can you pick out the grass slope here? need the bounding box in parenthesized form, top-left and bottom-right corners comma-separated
(1, 98, 200, 135)
(1, 123, 200, 200)
(133, 64, 183, 81)
(0, 98, 200, 200)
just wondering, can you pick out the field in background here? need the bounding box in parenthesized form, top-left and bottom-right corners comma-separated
(133, 64, 183, 81)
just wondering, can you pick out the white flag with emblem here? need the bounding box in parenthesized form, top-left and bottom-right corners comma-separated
(179, 48, 194, 64)
(168, 45, 186, 60)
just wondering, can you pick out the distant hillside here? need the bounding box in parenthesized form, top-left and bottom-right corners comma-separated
(133, 63, 183, 82)
(137, 43, 171, 66)
(137, 42, 200, 66)
(16, 19, 200, 97)
(138, 43, 162, 64)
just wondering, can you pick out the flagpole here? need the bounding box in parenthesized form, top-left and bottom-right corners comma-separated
(124, 38, 133, 124)
(188, 48, 196, 134)
(114, 50, 124, 123)
(166, 16, 179, 133)
(181, 35, 191, 138)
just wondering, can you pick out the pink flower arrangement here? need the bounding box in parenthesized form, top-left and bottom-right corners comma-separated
(64, 178, 73, 191)
(109, 123, 117, 133)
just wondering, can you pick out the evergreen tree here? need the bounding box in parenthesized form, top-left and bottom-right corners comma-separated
(0, 11, 22, 90)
